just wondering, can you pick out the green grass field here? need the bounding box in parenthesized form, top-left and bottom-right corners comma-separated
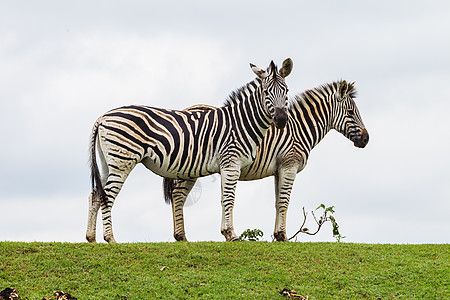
(0, 242, 448, 299)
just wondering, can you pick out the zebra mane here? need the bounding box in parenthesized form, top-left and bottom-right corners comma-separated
(223, 78, 261, 107)
(291, 80, 358, 107)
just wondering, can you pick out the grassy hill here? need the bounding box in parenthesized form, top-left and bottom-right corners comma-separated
(0, 242, 448, 299)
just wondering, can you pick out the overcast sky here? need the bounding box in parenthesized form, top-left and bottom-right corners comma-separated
(1, 1, 449, 244)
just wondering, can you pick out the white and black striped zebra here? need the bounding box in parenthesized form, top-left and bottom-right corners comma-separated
(164, 80, 369, 241)
(86, 58, 293, 243)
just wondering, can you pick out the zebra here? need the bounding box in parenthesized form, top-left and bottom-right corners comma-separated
(86, 58, 293, 243)
(164, 80, 369, 241)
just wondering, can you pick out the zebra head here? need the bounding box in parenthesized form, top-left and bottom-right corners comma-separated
(333, 80, 369, 148)
(250, 58, 293, 129)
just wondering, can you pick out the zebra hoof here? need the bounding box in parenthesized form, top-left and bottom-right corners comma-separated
(174, 233, 188, 241)
(221, 229, 239, 241)
(104, 236, 117, 244)
(86, 233, 96, 243)
(274, 232, 288, 241)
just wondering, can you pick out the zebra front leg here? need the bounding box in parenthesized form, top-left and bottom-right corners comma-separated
(86, 189, 101, 243)
(273, 167, 297, 241)
(171, 178, 197, 241)
(220, 167, 241, 241)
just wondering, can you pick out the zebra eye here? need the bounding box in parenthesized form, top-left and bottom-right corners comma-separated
(346, 108, 355, 115)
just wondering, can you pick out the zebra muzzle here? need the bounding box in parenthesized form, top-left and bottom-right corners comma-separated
(273, 107, 288, 129)
(353, 128, 369, 148)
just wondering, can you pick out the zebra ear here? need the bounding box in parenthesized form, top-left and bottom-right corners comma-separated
(279, 58, 293, 78)
(339, 80, 349, 99)
(250, 63, 268, 79)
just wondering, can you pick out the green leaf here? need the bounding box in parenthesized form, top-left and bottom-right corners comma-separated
(325, 206, 335, 213)
(239, 229, 263, 241)
(316, 204, 326, 210)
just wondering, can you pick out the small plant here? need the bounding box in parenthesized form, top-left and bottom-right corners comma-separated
(289, 204, 345, 242)
(240, 229, 263, 241)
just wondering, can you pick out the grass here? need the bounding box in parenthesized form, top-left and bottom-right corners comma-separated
(0, 242, 448, 299)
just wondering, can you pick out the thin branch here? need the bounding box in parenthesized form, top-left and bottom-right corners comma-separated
(288, 207, 329, 240)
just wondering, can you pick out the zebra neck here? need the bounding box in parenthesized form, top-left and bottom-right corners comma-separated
(220, 81, 272, 147)
(290, 95, 332, 153)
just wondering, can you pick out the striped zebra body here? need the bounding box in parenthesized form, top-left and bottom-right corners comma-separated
(86, 59, 293, 243)
(96, 105, 261, 179)
(165, 80, 369, 241)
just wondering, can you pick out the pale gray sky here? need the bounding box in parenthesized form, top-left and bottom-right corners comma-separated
(1, 1, 449, 243)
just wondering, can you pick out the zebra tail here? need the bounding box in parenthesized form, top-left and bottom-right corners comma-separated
(90, 120, 107, 204)
(162, 178, 174, 204)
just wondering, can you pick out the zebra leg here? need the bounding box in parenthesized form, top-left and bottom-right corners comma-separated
(273, 167, 297, 241)
(99, 171, 133, 244)
(86, 143, 110, 243)
(220, 167, 241, 241)
(171, 178, 197, 241)
(86, 189, 102, 242)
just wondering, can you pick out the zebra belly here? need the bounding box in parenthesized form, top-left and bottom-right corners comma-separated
(140, 153, 220, 179)
(239, 159, 277, 180)
(238, 148, 306, 181)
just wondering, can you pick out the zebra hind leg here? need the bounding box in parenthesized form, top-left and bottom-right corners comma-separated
(86, 188, 101, 243)
(171, 178, 197, 241)
(100, 170, 133, 244)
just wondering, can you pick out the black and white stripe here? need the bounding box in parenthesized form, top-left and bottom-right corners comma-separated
(86, 59, 293, 243)
(165, 80, 369, 241)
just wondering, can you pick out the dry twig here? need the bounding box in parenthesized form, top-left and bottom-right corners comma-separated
(0, 288, 19, 300)
(42, 291, 77, 300)
(288, 205, 344, 242)
(289, 207, 324, 240)
(279, 288, 308, 299)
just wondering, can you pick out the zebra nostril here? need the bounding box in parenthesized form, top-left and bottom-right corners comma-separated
(354, 129, 369, 148)
(362, 129, 369, 145)
(274, 108, 287, 129)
